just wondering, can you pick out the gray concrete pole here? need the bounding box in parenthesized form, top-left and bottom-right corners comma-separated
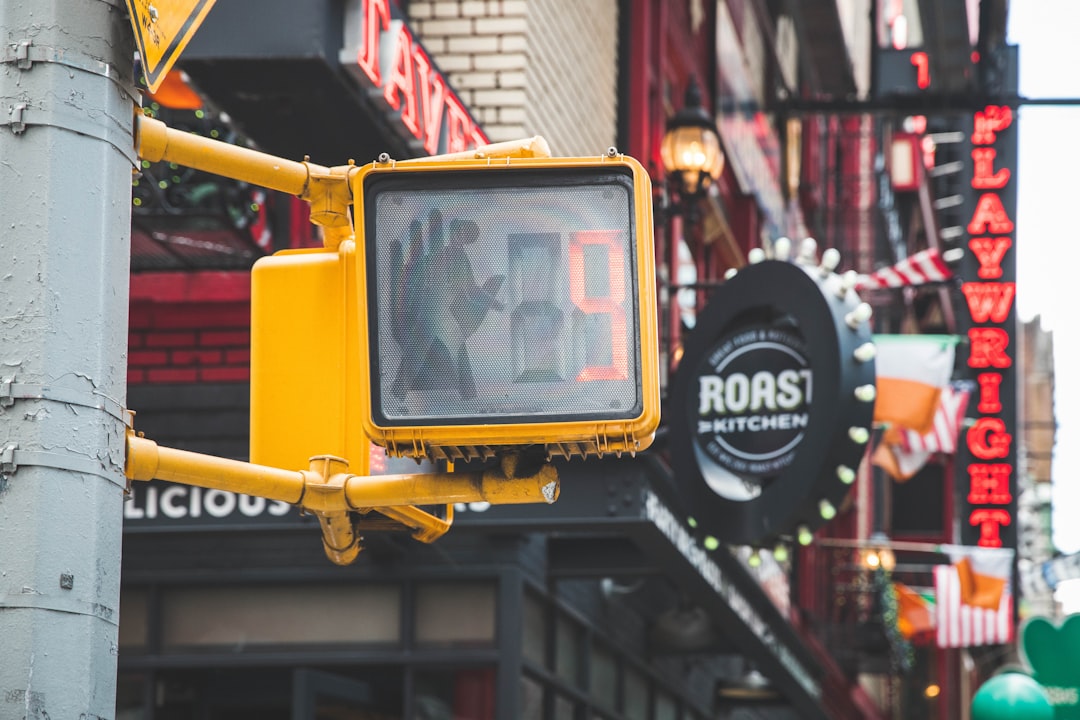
(0, 0, 135, 718)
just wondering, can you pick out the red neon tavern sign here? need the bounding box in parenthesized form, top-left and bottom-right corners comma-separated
(353, 0, 487, 155)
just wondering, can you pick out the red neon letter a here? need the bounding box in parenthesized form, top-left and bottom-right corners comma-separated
(967, 193, 1014, 235)
(383, 25, 421, 139)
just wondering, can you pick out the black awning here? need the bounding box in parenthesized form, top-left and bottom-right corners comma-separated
(176, 0, 413, 166)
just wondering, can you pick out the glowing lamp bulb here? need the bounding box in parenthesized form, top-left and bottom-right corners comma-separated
(865, 549, 881, 568)
(724, 267, 738, 280)
(837, 465, 856, 484)
(819, 499, 837, 520)
(748, 549, 762, 567)
(820, 248, 841, 274)
(849, 426, 870, 444)
(797, 525, 814, 546)
(773, 237, 791, 261)
(773, 543, 789, 563)
(854, 384, 876, 402)
(841, 270, 859, 293)
(748, 248, 766, 264)
(853, 342, 876, 363)
(845, 302, 873, 329)
(704, 536, 720, 551)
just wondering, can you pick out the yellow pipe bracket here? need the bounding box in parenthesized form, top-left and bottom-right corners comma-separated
(136, 113, 551, 248)
(125, 431, 561, 564)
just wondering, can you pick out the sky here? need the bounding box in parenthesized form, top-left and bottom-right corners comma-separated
(1008, 2, 1080, 559)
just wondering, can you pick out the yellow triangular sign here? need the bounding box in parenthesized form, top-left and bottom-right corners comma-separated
(125, 0, 217, 94)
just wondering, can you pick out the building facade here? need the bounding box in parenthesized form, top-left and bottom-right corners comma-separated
(118, 1, 1035, 718)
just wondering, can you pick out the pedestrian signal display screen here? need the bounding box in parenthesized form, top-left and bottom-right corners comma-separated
(361, 165, 654, 440)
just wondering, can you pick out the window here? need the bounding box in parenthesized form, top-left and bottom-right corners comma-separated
(415, 581, 496, 645)
(590, 643, 617, 712)
(520, 675, 544, 720)
(555, 615, 583, 688)
(523, 591, 547, 666)
(160, 584, 400, 648)
(415, 668, 495, 720)
(118, 589, 148, 649)
(624, 667, 649, 720)
(655, 690, 678, 720)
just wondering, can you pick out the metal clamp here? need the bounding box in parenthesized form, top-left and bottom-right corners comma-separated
(1, 443, 16, 474)
(0, 377, 127, 422)
(1, 39, 140, 104)
(0, 444, 125, 487)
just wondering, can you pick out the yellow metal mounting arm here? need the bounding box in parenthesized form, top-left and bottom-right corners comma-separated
(125, 430, 559, 565)
(136, 114, 355, 228)
(135, 113, 552, 234)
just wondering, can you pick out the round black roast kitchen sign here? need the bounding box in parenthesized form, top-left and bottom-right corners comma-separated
(669, 255, 876, 547)
(694, 325, 812, 497)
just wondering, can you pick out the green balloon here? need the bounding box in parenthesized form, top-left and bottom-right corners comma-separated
(971, 673, 1054, 720)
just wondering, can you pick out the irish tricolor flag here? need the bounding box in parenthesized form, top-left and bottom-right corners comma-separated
(872, 335, 958, 435)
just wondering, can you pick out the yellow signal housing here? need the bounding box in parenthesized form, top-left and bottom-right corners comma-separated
(249, 243, 370, 475)
(351, 154, 660, 461)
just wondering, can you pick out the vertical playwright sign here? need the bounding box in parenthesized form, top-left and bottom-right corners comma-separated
(959, 101, 1017, 549)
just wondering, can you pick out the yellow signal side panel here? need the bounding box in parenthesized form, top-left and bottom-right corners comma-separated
(350, 154, 660, 459)
(250, 245, 369, 474)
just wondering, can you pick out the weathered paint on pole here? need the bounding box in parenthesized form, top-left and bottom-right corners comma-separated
(0, 0, 135, 717)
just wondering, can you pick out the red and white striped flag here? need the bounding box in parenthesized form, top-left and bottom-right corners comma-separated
(898, 384, 971, 455)
(856, 248, 955, 290)
(934, 547, 1014, 648)
(872, 382, 970, 481)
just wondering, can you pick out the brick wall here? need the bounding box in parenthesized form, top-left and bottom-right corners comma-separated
(409, 0, 619, 157)
(128, 273, 252, 385)
(128, 302, 251, 384)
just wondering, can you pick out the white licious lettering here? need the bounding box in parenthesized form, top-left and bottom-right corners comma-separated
(161, 486, 187, 519)
(204, 489, 236, 518)
(269, 499, 292, 516)
(239, 494, 266, 517)
(127, 485, 295, 521)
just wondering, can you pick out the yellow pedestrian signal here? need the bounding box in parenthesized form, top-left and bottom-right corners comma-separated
(351, 155, 659, 460)
(250, 245, 370, 474)
(135, 118, 655, 550)
(250, 152, 658, 468)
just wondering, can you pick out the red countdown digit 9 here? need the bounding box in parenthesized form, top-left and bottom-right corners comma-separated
(569, 230, 628, 381)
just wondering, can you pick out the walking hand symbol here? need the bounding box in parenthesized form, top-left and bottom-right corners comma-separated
(388, 208, 505, 403)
